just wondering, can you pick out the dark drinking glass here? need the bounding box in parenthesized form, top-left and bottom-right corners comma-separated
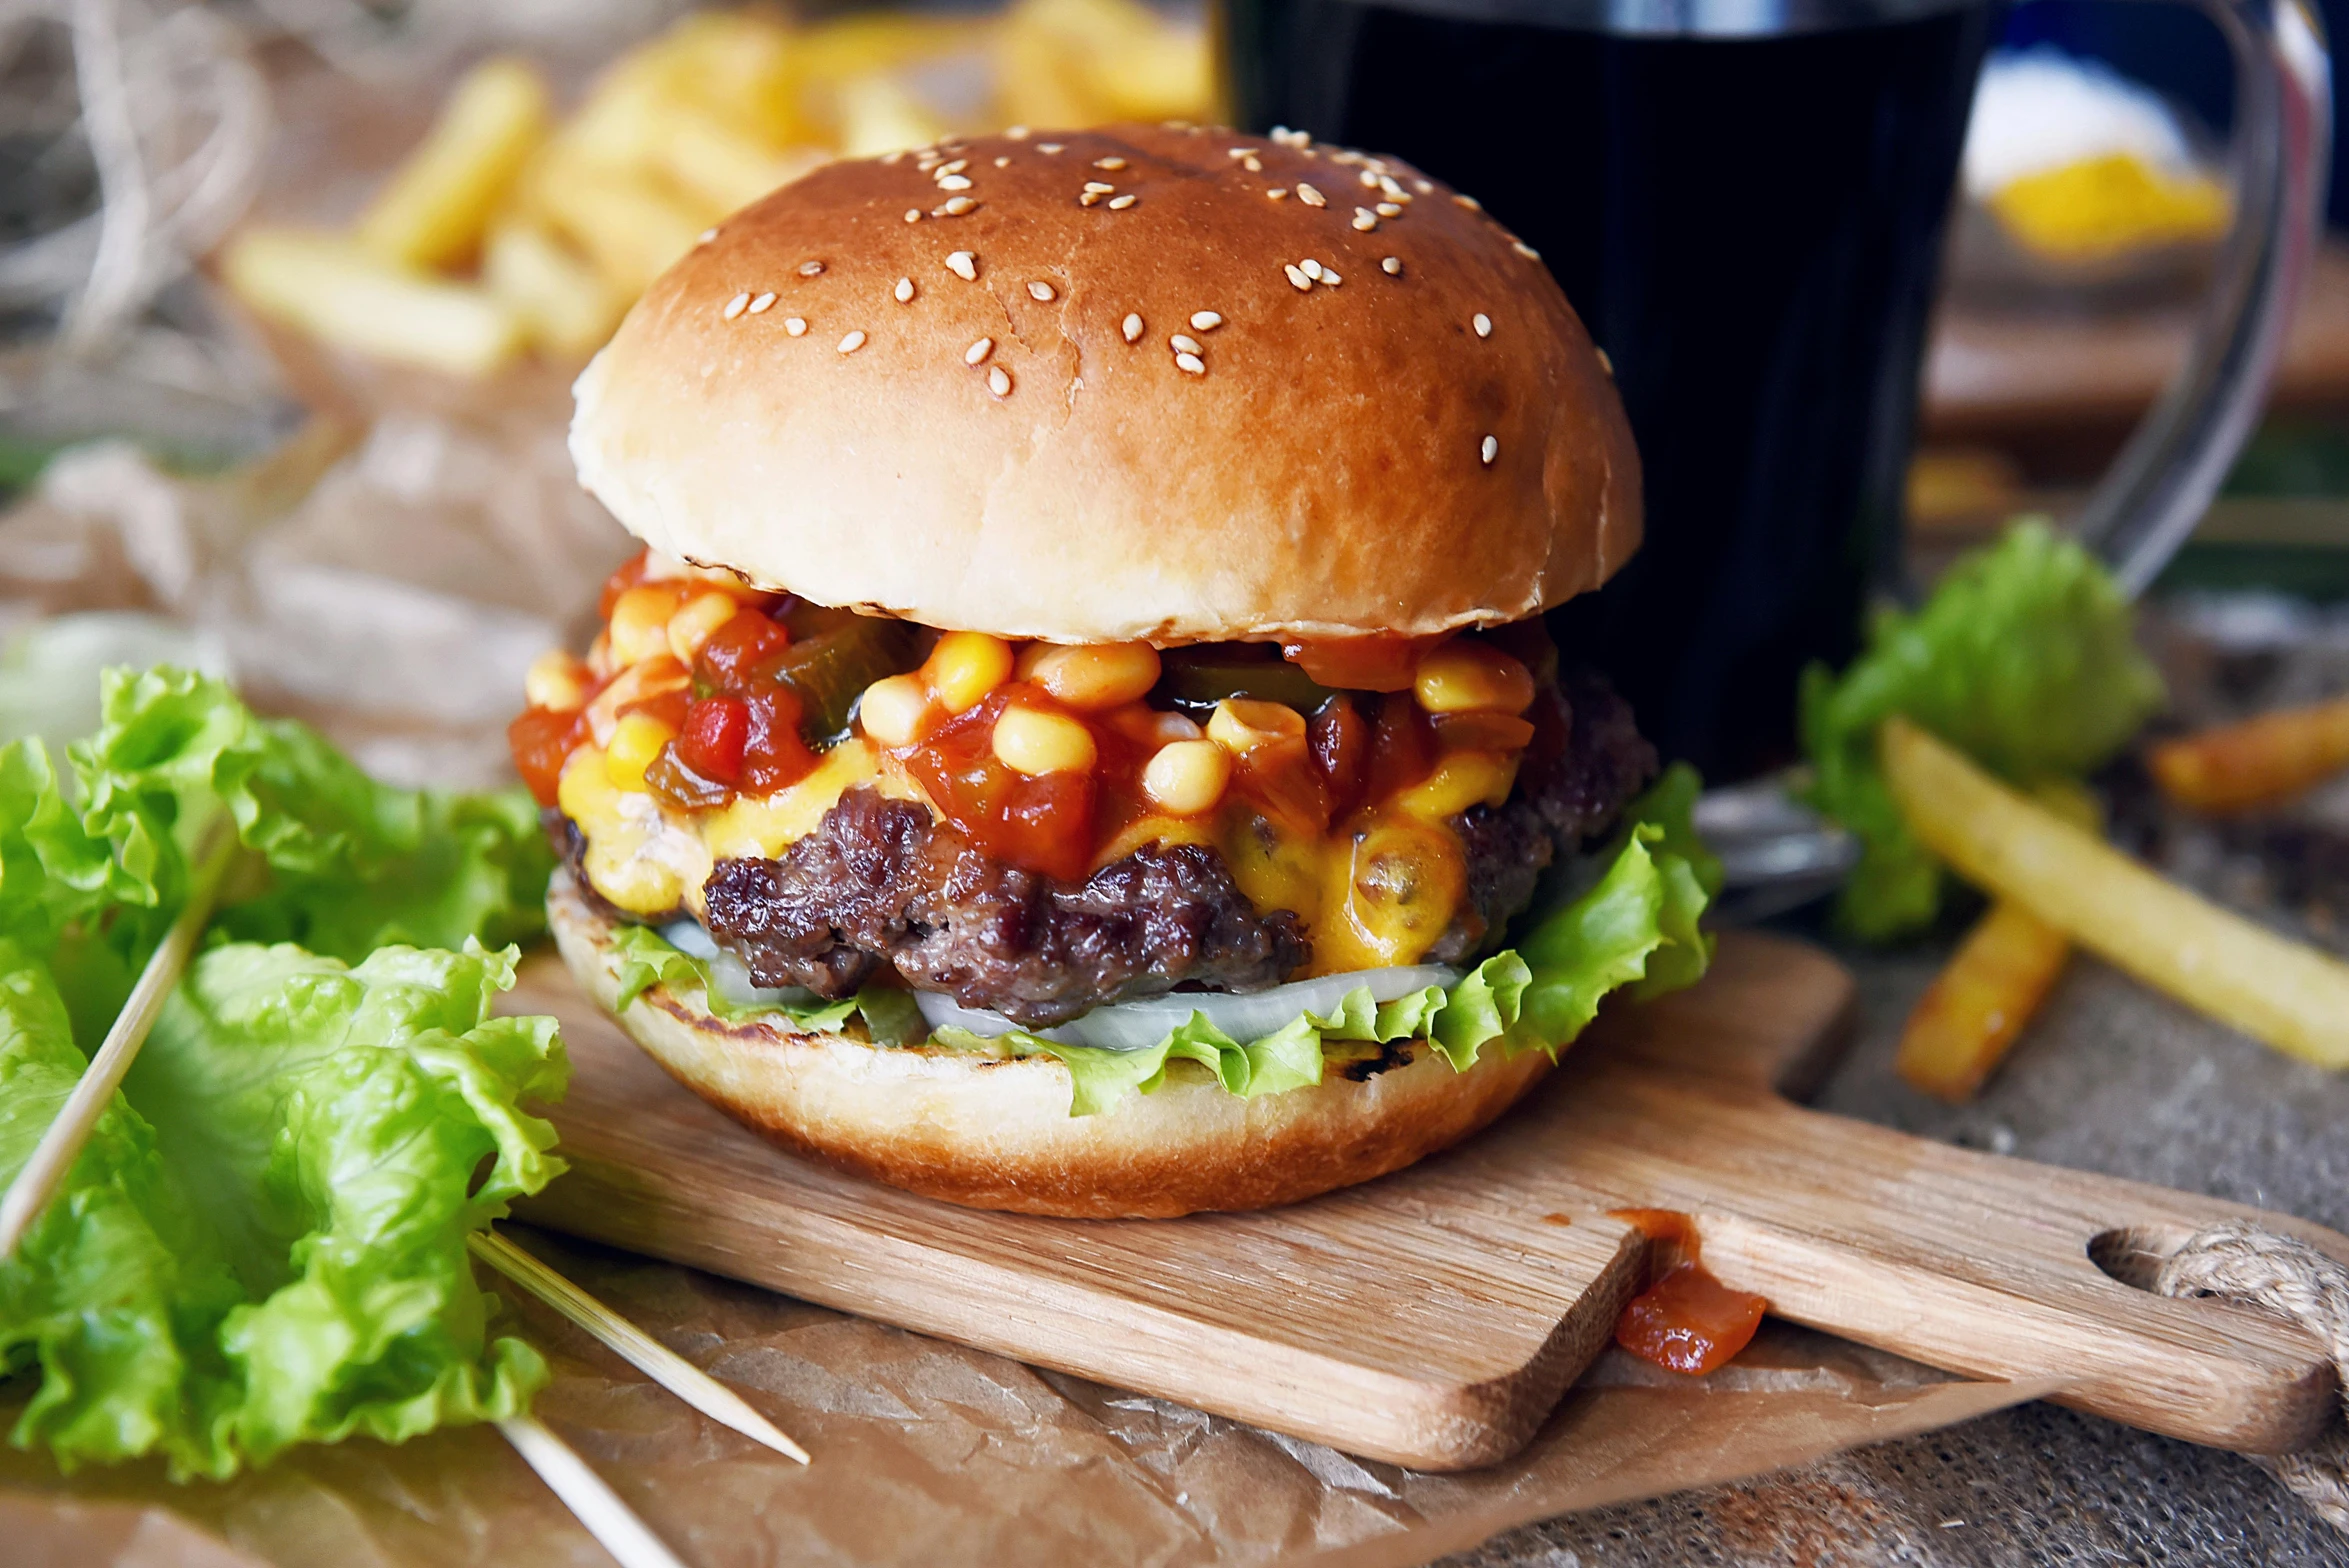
(1225, 0, 2328, 778)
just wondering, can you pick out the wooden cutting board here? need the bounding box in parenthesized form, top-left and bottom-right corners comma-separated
(506, 931, 2348, 1471)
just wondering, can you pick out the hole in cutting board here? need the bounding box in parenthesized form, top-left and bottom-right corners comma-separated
(2087, 1223, 2199, 1291)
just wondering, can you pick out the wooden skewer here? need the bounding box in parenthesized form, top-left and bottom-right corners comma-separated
(498, 1414, 690, 1568)
(470, 1229, 811, 1463)
(0, 812, 236, 1261)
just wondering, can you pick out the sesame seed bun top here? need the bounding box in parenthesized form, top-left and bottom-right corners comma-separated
(569, 122, 1640, 645)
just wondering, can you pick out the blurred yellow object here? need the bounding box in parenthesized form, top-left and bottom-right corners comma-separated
(1905, 447, 2023, 531)
(999, 0, 1214, 127)
(355, 57, 552, 270)
(834, 73, 951, 159)
(1988, 152, 2230, 263)
(224, 227, 524, 376)
(228, 4, 1217, 376)
(2148, 696, 2349, 815)
(484, 222, 625, 361)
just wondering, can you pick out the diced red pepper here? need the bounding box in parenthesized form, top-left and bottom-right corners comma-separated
(507, 707, 582, 807)
(1361, 693, 1437, 805)
(1281, 632, 1439, 692)
(1309, 695, 1372, 822)
(676, 696, 748, 784)
(694, 609, 791, 694)
(900, 689, 1097, 882)
(597, 548, 651, 619)
(739, 687, 817, 793)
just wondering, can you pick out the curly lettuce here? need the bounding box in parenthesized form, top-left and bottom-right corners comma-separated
(606, 765, 1720, 1117)
(0, 668, 570, 1477)
(1, 939, 565, 1479)
(1799, 521, 2163, 940)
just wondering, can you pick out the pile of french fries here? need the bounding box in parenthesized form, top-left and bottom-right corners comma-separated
(1890, 715, 2349, 1101)
(221, 0, 1214, 377)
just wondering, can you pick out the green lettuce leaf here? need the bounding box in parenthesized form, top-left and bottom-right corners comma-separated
(1, 939, 565, 1479)
(1798, 520, 2163, 940)
(72, 667, 554, 966)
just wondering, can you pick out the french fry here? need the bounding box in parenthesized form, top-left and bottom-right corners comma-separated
(1896, 779, 2101, 1102)
(484, 222, 625, 360)
(2147, 696, 2349, 814)
(652, 112, 828, 214)
(1898, 902, 2072, 1100)
(355, 57, 551, 270)
(223, 226, 524, 377)
(1883, 716, 2349, 1069)
(530, 169, 713, 297)
(998, 0, 1213, 126)
(832, 74, 949, 160)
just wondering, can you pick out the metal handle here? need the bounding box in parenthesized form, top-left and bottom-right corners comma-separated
(2069, 0, 2332, 597)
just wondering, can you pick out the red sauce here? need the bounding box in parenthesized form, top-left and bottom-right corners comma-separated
(1608, 1208, 1769, 1376)
(898, 686, 1108, 883)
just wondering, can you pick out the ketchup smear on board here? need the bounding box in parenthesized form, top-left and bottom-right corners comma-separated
(1609, 1209, 1769, 1376)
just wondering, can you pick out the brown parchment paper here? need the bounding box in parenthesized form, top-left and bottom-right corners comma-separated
(0, 1227, 2039, 1568)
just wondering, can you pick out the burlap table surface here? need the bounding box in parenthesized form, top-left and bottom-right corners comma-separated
(1454, 940, 2349, 1566)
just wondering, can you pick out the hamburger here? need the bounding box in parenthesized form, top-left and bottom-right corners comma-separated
(510, 121, 1712, 1219)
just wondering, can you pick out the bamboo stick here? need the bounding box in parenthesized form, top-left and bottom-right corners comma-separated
(498, 1414, 690, 1568)
(471, 1228, 810, 1462)
(0, 813, 236, 1260)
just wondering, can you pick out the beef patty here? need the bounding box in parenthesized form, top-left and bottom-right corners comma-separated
(672, 666, 1655, 1027)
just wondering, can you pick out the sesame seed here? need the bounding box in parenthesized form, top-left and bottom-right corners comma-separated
(1352, 209, 1378, 231)
(1268, 188, 1289, 201)
(1175, 352, 1205, 375)
(1094, 156, 1127, 170)
(994, 156, 1010, 168)
(882, 150, 906, 165)
(1512, 241, 1541, 260)
(1028, 281, 1056, 302)
(1376, 202, 1403, 217)
(697, 227, 718, 245)
(1473, 313, 1491, 337)
(1122, 313, 1144, 342)
(945, 251, 977, 280)
(1321, 266, 1343, 286)
(1358, 170, 1380, 188)
(1480, 435, 1498, 464)
(1243, 156, 1263, 172)
(1080, 191, 1104, 207)
(800, 260, 825, 276)
(1299, 258, 1324, 280)
(937, 174, 973, 192)
(1190, 311, 1222, 331)
(988, 365, 1012, 396)
(1381, 256, 1402, 275)
(1596, 346, 1614, 376)
(1454, 193, 1481, 211)
(1296, 182, 1326, 207)
(1413, 178, 1434, 193)
(1039, 142, 1063, 154)
(939, 159, 969, 176)
(1285, 264, 1312, 290)
(784, 317, 807, 336)
(940, 197, 977, 215)
(838, 330, 866, 354)
(723, 291, 750, 319)
(895, 277, 916, 303)
(1083, 181, 1117, 193)
(1107, 194, 1136, 210)
(1007, 125, 1031, 140)
(966, 336, 994, 365)
(1171, 333, 1202, 355)
(904, 209, 922, 223)
(1228, 147, 1252, 159)
(1379, 176, 1409, 200)
(748, 292, 776, 314)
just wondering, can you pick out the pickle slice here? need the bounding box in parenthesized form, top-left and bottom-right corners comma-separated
(1156, 647, 1339, 714)
(757, 616, 923, 742)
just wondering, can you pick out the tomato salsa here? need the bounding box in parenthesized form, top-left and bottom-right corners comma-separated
(1609, 1208, 1769, 1376)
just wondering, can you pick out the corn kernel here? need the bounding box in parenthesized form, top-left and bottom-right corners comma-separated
(1206, 697, 1307, 753)
(1029, 641, 1162, 711)
(666, 591, 740, 664)
(992, 705, 1097, 775)
(525, 649, 593, 712)
(610, 584, 687, 665)
(605, 712, 676, 790)
(1143, 739, 1232, 815)
(925, 630, 1014, 713)
(858, 673, 931, 747)
(1413, 641, 1535, 715)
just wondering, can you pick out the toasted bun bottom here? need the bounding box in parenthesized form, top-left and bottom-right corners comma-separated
(548, 869, 1554, 1218)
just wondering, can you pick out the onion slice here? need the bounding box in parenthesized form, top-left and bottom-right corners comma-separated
(661, 919, 827, 1012)
(912, 964, 1461, 1052)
